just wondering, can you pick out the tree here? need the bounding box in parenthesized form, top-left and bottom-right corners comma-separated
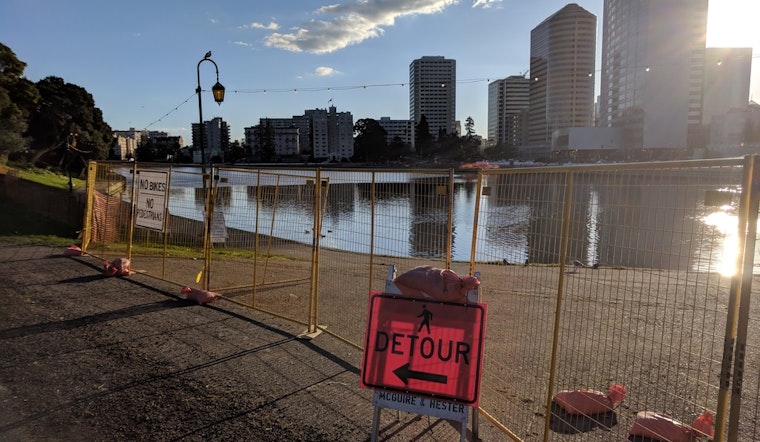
(414, 115, 433, 157)
(225, 140, 246, 163)
(464, 116, 475, 138)
(353, 118, 387, 162)
(460, 116, 481, 160)
(256, 119, 276, 162)
(135, 138, 158, 162)
(0, 43, 39, 164)
(25, 76, 112, 174)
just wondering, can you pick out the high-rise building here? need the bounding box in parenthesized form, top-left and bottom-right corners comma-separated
(488, 76, 530, 147)
(409, 56, 456, 144)
(192, 117, 230, 163)
(305, 106, 354, 161)
(528, 4, 596, 150)
(702, 47, 753, 125)
(599, 0, 709, 154)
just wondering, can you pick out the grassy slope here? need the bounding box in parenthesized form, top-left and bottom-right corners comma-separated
(0, 166, 82, 246)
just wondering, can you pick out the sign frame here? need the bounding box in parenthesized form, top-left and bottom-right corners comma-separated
(134, 170, 169, 232)
(361, 293, 487, 406)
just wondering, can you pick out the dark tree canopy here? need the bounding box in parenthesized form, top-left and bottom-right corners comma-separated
(414, 115, 433, 157)
(26, 76, 112, 166)
(256, 119, 277, 162)
(353, 118, 387, 162)
(0, 43, 39, 163)
(0, 43, 113, 173)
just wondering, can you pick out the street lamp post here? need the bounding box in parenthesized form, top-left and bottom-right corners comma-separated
(66, 132, 77, 192)
(196, 52, 225, 290)
(196, 52, 225, 165)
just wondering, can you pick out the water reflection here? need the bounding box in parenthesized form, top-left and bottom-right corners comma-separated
(156, 168, 746, 273)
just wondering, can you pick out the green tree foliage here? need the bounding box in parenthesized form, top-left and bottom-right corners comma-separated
(483, 143, 519, 161)
(135, 137, 180, 162)
(26, 76, 112, 172)
(464, 116, 475, 138)
(460, 116, 481, 160)
(414, 115, 433, 157)
(135, 138, 158, 162)
(0, 43, 39, 164)
(353, 118, 387, 162)
(225, 139, 246, 163)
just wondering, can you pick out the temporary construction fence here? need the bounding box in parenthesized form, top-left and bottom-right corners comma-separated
(80, 158, 760, 441)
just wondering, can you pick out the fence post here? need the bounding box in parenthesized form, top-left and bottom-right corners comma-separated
(81, 161, 97, 252)
(543, 170, 574, 442)
(368, 171, 377, 295)
(725, 155, 760, 441)
(716, 156, 754, 440)
(468, 169, 484, 276)
(126, 161, 138, 260)
(306, 169, 323, 336)
(445, 169, 455, 269)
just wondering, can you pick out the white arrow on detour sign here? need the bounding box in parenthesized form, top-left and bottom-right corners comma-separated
(360, 293, 487, 406)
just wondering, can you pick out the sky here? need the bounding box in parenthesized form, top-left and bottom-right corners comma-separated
(2, 0, 758, 143)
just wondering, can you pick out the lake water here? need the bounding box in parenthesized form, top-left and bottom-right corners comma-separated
(121, 166, 748, 275)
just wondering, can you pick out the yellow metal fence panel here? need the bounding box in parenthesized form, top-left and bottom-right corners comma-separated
(203, 167, 320, 326)
(81, 159, 760, 440)
(472, 161, 747, 440)
(314, 169, 458, 348)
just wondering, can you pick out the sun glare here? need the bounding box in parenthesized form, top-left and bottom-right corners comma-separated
(707, 0, 760, 48)
(702, 210, 739, 277)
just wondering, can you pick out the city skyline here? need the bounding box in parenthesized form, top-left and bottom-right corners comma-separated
(2, 0, 758, 143)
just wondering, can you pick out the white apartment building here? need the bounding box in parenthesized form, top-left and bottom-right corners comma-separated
(409, 56, 457, 143)
(112, 128, 148, 160)
(191, 117, 230, 163)
(528, 4, 596, 150)
(377, 117, 413, 147)
(488, 76, 530, 147)
(245, 108, 353, 161)
(305, 106, 354, 161)
(243, 118, 302, 157)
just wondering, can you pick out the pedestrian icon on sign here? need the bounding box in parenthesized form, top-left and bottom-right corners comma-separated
(417, 305, 433, 333)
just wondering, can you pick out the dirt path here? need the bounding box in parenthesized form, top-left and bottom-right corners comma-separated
(0, 244, 504, 441)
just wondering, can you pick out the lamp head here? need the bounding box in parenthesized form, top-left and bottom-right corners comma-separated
(212, 81, 225, 104)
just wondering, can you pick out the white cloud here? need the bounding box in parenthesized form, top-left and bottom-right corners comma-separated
(244, 21, 280, 30)
(209, 18, 218, 24)
(472, 0, 502, 8)
(314, 66, 339, 76)
(233, 41, 252, 47)
(264, 0, 457, 54)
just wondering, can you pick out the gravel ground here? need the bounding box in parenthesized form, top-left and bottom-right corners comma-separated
(0, 244, 506, 441)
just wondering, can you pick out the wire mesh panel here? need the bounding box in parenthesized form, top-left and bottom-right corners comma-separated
(205, 167, 320, 326)
(83, 161, 133, 260)
(471, 169, 571, 439)
(316, 169, 457, 348)
(472, 160, 746, 440)
(740, 273, 760, 442)
(80, 159, 760, 440)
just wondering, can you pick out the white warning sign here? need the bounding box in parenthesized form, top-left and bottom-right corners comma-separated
(135, 170, 168, 231)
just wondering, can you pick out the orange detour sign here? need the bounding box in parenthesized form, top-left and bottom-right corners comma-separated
(361, 293, 487, 406)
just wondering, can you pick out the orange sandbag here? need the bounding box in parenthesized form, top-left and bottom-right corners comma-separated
(393, 266, 480, 303)
(103, 258, 133, 276)
(629, 410, 714, 442)
(552, 384, 626, 415)
(181, 286, 220, 305)
(63, 245, 82, 257)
